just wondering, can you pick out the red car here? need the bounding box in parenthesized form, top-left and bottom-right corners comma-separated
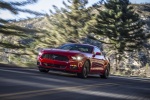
(37, 43, 110, 78)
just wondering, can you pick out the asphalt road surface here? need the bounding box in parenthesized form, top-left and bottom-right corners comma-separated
(0, 64, 150, 100)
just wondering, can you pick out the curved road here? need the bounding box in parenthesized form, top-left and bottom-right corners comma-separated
(0, 64, 150, 100)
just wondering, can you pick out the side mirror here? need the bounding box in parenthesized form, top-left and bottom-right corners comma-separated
(96, 52, 101, 55)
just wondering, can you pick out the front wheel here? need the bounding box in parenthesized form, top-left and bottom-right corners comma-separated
(39, 67, 49, 73)
(77, 61, 90, 79)
(100, 66, 110, 79)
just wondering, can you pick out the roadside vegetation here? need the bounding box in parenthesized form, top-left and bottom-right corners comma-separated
(0, 0, 150, 77)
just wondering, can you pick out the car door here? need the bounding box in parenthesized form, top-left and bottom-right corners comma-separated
(91, 47, 106, 73)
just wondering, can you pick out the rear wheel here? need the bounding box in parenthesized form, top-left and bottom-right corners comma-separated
(77, 61, 90, 79)
(39, 67, 49, 73)
(100, 66, 110, 79)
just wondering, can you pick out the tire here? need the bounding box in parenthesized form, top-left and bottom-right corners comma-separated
(39, 67, 49, 73)
(77, 61, 90, 79)
(100, 66, 110, 79)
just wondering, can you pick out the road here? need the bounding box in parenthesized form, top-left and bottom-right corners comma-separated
(0, 64, 150, 100)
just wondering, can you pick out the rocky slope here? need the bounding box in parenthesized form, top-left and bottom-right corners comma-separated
(0, 4, 150, 77)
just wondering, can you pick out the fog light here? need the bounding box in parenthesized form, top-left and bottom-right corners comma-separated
(43, 63, 48, 66)
(70, 65, 78, 70)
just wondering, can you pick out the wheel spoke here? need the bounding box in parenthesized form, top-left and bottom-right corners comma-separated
(100, 66, 109, 79)
(77, 61, 89, 78)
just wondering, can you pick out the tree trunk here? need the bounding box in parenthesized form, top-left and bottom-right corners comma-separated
(113, 53, 118, 74)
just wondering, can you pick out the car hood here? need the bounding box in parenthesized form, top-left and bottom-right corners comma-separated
(42, 48, 84, 56)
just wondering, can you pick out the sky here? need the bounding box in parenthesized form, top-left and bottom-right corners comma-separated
(1, 0, 150, 20)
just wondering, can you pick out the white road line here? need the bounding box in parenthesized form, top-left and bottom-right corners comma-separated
(0, 81, 148, 100)
(0, 68, 39, 75)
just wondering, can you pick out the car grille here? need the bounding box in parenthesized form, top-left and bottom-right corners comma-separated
(42, 54, 69, 62)
(42, 63, 66, 69)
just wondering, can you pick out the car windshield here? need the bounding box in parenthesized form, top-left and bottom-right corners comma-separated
(58, 44, 93, 53)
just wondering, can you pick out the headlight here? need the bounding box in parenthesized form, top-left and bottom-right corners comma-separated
(38, 51, 42, 56)
(71, 56, 83, 61)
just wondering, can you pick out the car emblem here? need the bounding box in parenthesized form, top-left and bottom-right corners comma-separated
(52, 55, 57, 59)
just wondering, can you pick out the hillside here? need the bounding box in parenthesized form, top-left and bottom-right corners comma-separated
(0, 4, 150, 77)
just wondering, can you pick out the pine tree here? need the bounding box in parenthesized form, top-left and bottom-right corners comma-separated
(86, 0, 150, 71)
(48, 0, 90, 42)
(87, 1, 146, 59)
(0, 0, 44, 49)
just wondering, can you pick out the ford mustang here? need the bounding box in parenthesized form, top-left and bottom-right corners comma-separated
(37, 43, 110, 78)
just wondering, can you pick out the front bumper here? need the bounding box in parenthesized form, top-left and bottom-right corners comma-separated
(37, 60, 84, 73)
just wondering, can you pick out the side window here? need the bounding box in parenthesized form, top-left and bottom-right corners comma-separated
(93, 47, 101, 54)
(59, 45, 72, 50)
